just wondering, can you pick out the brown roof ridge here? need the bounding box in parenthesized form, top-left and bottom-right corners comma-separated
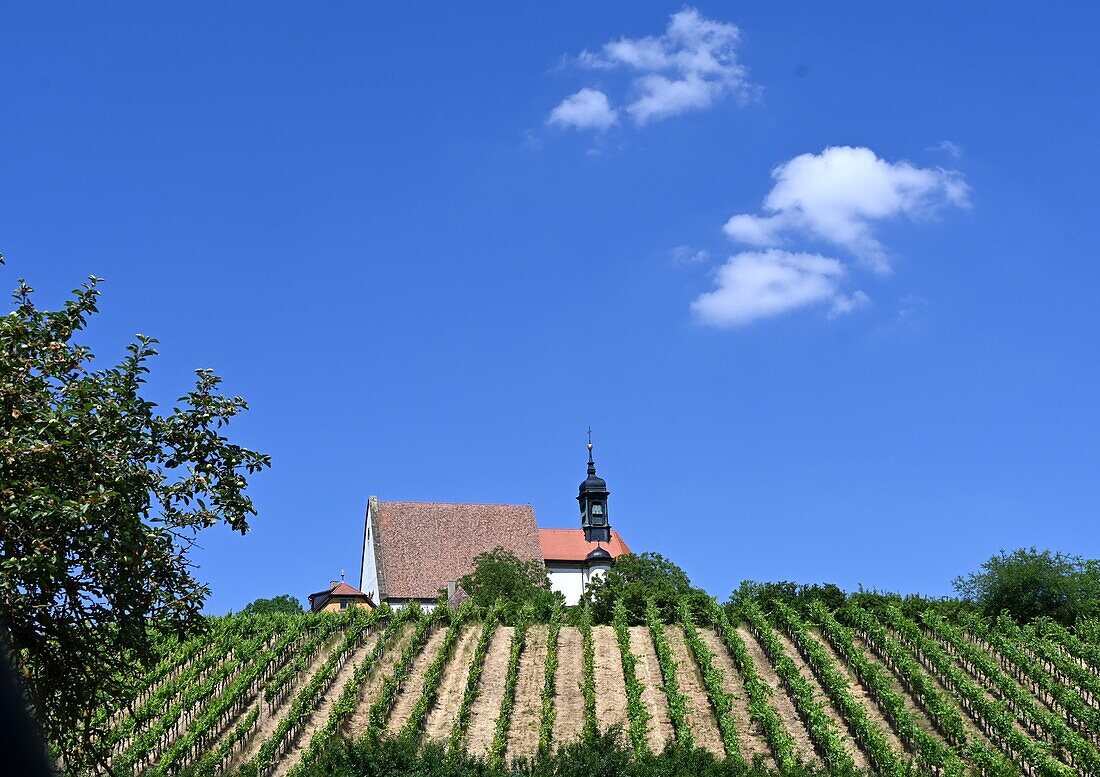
(377, 499, 534, 507)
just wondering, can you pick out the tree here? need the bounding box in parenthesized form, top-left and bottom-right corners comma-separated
(240, 594, 303, 616)
(0, 268, 270, 770)
(729, 580, 847, 613)
(954, 547, 1100, 625)
(582, 552, 710, 624)
(457, 547, 561, 619)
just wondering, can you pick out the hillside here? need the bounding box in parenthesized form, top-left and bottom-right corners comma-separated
(92, 601, 1100, 776)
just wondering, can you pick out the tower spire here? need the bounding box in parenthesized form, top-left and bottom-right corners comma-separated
(579, 428, 610, 544)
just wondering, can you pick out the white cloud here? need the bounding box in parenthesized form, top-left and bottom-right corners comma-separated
(691, 249, 861, 327)
(723, 146, 969, 272)
(555, 8, 753, 129)
(936, 140, 963, 159)
(670, 245, 710, 265)
(828, 289, 871, 318)
(547, 88, 618, 130)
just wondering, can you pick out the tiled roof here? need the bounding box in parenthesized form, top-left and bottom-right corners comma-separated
(539, 528, 632, 562)
(308, 580, 373, 611)
(328, 581, 367, 597)
(374, 501, 544, 600)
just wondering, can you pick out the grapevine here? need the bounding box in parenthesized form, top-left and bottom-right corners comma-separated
(679, 598, 743, 764)
(537, 603, 563, 758)
(645, 598, 694, 749)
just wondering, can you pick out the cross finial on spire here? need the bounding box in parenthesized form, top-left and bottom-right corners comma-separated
(587, 427, 596, 474)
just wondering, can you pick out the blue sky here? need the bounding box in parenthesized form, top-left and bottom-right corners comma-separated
(3, 3, 1099, 613)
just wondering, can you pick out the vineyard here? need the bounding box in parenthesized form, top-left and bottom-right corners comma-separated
(90, 601, 1100, 776)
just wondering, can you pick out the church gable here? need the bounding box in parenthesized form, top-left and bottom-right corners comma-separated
(366, 500, 543, 602)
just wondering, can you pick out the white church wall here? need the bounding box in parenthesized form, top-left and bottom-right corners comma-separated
(359, 500, 381, 603)
(547, 565, 586, 606)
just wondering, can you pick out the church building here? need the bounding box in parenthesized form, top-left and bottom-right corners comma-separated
(358, 440, 630, 607)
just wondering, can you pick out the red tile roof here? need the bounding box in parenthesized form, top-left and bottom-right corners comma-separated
(308, 580, 374, 611)
(539, 528, 631, 562)
(328, 581, 366, 597)
(373, 501, 544, 600)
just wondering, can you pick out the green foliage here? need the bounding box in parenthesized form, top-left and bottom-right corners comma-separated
(584, 552, 710, 625)
(458, 548, 562, 621)
(240, 594, 304, 616)
(953, 547, 1100, 625)
(729, 582, 846, 614)
(1078, 617, 1100, 644)
(291, 727, 841, 777)
(0, 270, 269, 772)
(844, 588, 977, 621)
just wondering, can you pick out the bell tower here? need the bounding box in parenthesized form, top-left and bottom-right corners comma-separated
(578, 429, 611, 544)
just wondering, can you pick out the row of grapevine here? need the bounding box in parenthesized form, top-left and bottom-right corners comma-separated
(960, 613, 1100, 745)
(645, 599, 693, 749)
(292, 606, 421, 773)
(448, 605, 502, 751)
(773, 601, 902, 775)
(245, 608, 378, 775)
(920, 610, 1100, 774)
(882, 606, 1075, 777)
(401, 606, 472, 740)
(742, 599, 855, 772)
(806, 600, 967, 776)
(613, 599, 651, 757)
(537, 604, 563, 758)
(487, 611, 530, 767)
(578, 607, 598, 740)
(679, 600, 742, 764)
(117, 621, 280, 773)
(705, 601, 800, 771)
